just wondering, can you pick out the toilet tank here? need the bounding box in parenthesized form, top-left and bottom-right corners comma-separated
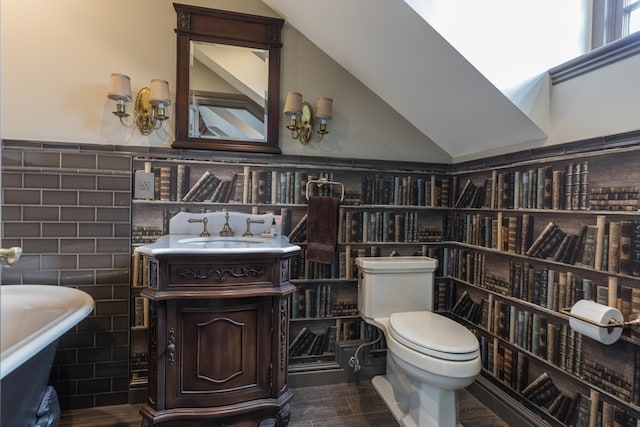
(356, 256, 438, 320)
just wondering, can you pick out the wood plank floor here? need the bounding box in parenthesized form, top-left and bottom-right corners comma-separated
(58, 381, 508, 426)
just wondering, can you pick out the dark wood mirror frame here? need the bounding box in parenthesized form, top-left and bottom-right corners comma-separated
(172, 4, 284, 153)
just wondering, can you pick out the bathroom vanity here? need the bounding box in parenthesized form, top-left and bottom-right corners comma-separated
(135, 234, 300, 426)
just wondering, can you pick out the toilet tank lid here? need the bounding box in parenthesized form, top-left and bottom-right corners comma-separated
(355, 256, 437, 272)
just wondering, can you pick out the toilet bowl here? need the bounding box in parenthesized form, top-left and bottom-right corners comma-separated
(356, 257, 481, 427)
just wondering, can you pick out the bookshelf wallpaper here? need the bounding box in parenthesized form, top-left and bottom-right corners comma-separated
(129, 137, 640, 426)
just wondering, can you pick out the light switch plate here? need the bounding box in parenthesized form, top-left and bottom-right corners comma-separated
(134, 171, 155, 199)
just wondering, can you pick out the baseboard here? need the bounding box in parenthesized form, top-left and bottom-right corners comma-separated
(467, 376, 553, 427)
(289, 340, 385, 388)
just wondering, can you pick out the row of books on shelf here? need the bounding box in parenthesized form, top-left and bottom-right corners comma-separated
(130, 352, 148, 373)
(505, 263, 630, 315)
(479, 336, 529, 396)
(448, 249, 638, 318)
(521, 371, 584, 425)
(290, 285, 358, 319)
(521, 372, 639, 426)
(289, 321, 387, 359)
(462, 289, 640, 411)
(132, 252, 153, 288)
(132, 225, 164, 245)
(142, 165, 241, 203)
(361, 174, 451, 207)
(240, 169, 351, 205)
(456, 292, 583, 374)
(434, 280, 455, 312)
(582, 357, 634, 403)
(340, 210, 439, 244)
(288, 325, 337, 357)
(444, 214, 640, 277)
(290, 249, 337, 280)
(523, 217, 640, 276)
(289, 208, 442, 246)
(138, 160, 638, 213)
(589, 185, 640, 211)
(479, 333, 638, 426)
(444, 212, 534, 255)
(133, 296, 150, 328)
(455, 161, 590, 211)
(136, 163, 356, 206)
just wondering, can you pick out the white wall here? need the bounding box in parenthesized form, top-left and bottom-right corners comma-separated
(4, 0, 639, 164)
(451, 49, 640, 163)
(550, 54, 640, 145)
(0, 0, 450, 163)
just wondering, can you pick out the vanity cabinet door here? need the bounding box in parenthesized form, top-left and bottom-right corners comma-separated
(165, 297, 272, 408)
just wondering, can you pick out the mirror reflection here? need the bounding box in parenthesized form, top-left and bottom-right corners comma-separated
(189, 42, 269, 141)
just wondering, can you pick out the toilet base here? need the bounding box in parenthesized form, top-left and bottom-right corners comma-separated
(372, 375, 463, 427)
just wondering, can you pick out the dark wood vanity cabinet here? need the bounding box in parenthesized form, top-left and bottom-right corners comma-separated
(139, 253, 297, 426)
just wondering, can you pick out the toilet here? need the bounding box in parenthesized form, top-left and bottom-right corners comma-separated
(356, 256, 481, 427)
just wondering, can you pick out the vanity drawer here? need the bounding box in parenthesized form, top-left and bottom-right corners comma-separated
(167, 261, 274, 287)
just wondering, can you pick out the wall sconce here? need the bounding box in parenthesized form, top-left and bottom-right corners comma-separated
(283, 92, 332, 144)
(107, 73, 171, 136)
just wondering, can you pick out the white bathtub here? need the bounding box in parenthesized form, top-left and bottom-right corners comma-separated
(1, 284, 95, 379)
(0, 285, 94, 426)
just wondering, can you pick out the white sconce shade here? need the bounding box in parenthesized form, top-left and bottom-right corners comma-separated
(149, 79, 171, 106)
(315, 96, 333, 120)
(283, 91, 302, 116)
(107, 73, 132, 102)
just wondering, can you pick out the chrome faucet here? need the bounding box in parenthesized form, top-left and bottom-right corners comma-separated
(219, 212, 235, 236)
(188, 217, 210, 237)
(243, 218, 265, 237)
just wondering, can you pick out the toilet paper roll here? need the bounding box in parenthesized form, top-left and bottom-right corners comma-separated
(569, 299, 623, 345)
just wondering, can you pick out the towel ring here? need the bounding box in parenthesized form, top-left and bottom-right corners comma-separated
(306, 177, 344, 201)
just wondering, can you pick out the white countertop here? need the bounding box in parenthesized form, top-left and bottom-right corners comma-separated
(135, 234, 301, 256)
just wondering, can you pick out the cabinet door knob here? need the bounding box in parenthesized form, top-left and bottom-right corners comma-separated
(168, 328, 176, 364)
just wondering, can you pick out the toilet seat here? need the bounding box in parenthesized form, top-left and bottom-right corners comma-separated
(389, 311, 479, 361)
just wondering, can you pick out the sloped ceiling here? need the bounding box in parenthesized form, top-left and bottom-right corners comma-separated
(263, 0, 549, 160)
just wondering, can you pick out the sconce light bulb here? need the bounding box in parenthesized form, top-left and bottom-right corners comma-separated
(318, 120, 328, 135)
(113, 100, 129, 118)
(154, 103, 169, 121)
(287, 115, 298, 131)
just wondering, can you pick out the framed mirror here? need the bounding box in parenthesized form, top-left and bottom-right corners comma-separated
(172, 4, 284, 153)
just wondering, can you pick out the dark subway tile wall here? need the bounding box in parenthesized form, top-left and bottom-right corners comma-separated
(1, 141, 132, 409)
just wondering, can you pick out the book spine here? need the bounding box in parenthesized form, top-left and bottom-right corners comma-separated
(608, 221, 621, 273)
(594, 215, 607, 270)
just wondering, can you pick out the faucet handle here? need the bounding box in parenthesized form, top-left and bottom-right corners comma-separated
(188, 217, 210, 237)
(243, 218, 265, 237)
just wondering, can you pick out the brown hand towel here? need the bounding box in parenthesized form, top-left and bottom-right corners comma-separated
(306, 196, 340, 264)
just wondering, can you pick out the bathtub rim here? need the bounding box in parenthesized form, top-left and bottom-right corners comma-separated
(0, 284, 95, 379)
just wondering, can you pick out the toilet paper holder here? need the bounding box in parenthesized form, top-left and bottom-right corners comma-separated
(560, 307, 640, 333)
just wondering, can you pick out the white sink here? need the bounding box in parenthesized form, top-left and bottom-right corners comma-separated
(178, 236, 271, 247)
(135, 235, 300, 256)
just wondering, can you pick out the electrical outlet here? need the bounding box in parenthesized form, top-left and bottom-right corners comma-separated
(134, 171, 155, 199)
